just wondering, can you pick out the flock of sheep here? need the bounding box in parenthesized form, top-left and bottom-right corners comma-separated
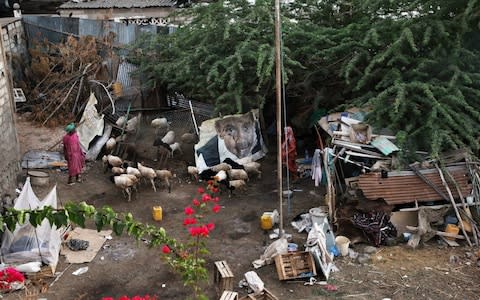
(101, 115, 263, 201)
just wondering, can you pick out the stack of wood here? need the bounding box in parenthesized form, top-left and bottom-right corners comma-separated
(24, 34, 116, 127)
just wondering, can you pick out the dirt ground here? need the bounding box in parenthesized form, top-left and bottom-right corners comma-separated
(4, 115, 480, 300)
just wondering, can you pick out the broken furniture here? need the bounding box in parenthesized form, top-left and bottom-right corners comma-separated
(274, 251, 316, 280)
(214, 260, 235, 296)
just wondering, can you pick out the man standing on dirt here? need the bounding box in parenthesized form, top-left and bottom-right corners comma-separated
(63, 123, 85, 185)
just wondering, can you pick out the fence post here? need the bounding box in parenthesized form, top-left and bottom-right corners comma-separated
(189, 100, 199, 136)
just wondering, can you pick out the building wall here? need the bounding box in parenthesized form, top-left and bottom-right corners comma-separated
(0, 22, 20, 198)
(59, 7, 175, 23)
(1, 18, 29, 88)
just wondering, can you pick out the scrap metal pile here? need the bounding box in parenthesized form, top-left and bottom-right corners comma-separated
(23, 34, 117, 127)
(317, 109, 480, 247)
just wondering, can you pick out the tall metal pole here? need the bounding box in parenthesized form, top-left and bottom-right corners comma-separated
(274, 0, 283, 237)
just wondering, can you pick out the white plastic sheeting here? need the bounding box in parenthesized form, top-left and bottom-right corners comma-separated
(0, 177, 62, 272)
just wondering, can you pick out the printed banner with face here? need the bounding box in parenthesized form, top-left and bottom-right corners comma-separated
(195, 109, 267, 172)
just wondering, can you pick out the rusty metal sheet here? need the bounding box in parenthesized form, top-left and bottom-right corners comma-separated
(357, 165, 471, 205)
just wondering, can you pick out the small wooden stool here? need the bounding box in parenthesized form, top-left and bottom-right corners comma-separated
(214, 260, 234, 294)
(219, 291, 238, 300)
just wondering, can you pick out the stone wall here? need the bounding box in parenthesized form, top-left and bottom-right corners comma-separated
(0, 19, 20, 199)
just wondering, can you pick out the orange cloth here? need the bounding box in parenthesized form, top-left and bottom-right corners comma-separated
(281, 127, 297, 174)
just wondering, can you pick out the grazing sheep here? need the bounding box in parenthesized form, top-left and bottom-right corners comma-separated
(155, 169, 173, 193)
(116, 116, 127, 127)
(227, 169, 249, 181)
(102, 154, 123, 172)
(187, 166, 199, 181)
(169, 142, 182, 157)
(236, 156, 253, 165)
(210, 163, 232, 173)
(243, 161, 261, 178)
(126, 113, 142, 133)
(181, 133, 198, 144)
(110, 174, 137, 202)
(105, 137, 116, 154)
(111, 167, 125, 175)
(126, 166, 142, 179)
(151, 117, 170, 136)
(161, 130, 175, 145)
(223, 158, 245, 170)
(229, 179, 247, 191)
(137, 162, 157, 192)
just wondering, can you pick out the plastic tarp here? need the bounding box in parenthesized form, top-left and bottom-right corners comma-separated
(0, 177, 62, 272)
(77, 92, 105, 151)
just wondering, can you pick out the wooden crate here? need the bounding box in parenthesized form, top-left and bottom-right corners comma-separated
(220, 291, 238, 300)
(239, 288, 279, 300)
(274, 251, 317, 280)
(214, 261, 235, 294)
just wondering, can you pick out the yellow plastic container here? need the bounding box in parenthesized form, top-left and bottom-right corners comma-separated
(152, 206, 162, 221)
(445, 224, 459, 240)
(260, 214, 273, 230)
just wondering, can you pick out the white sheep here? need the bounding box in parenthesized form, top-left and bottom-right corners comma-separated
(155, 169, 173, 193)
(126, 113, 141, 133)
(210, 163, 232, 173)
(236, 156, 253, 165)
(137, 162, 157, 192)
(151, 117, 169, 136)
(169, 142, 182, 157)
(181, 133, 198, 144)
(116, 116, 127, 127)
(227, 169, 249, 181)
(161, 130, 176, 145)
(229, 179, 247, 191)
(111, 167, 125, 175)
(187, 166, 199, 181)
(243, 161, 261, 178)
(110, 174, 137, 202)
(105, 137, 117, 154)
(102, 154, 123, 172)
(126, 166, 142, 178)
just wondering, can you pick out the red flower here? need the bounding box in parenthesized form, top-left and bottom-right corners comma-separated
(212, 204, 221, 213)
(119, 296, 130, 300)
(207, 223, 215, 231)
(183, 217, 197, 226)
(213, 196, 220, 203)
(212, 187, 219, 193)
(207, 180, 214, 185)
(192, 198, 200, 206)
(101, 298, 114, 300)
(197, 187, 205, 194)
(202, 194, 211, 202)
(184, 206, 195, 215)
(188, 226, 199, 236)
(199, 225, 210, 237)
(162, 245, 171, 254)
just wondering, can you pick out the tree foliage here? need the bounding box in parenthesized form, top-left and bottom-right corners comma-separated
(130, 0, 480, 156)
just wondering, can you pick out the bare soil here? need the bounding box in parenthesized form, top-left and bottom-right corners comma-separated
(4, 115, 480, 300)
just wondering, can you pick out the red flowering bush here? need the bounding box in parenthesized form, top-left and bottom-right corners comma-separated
(0, 267, 25, 291)
(161, 180, 222, 300)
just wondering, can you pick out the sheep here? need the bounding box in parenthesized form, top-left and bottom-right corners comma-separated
(227, 169, 249, 181)
(223, 158, 245, 170)
(181, 133, 198, 144)
(161, 130, 175, 145)
(116, 115, 127, 127)
(210, 163, 232, 173)
(120, 173, 140, 193)
(111, 167, 126, 175)
(137, 162, 157, 192)
(110, 174, 137, 202)
(243, 161, 261, 178)
(155, 169, 173, 193)
(229, 179, 247, 191)
(105, 137, 117, 154)
(126, 166, 142, 179)
(169, 142, 182, 157)
(126, 113, 142, 133)
(236, 156, 253, 165)
(102, 154, 123, 173)
(187, 166, 199, 181)
(151, 117, 169, 135)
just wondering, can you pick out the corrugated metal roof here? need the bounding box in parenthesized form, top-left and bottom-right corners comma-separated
(59, 0, 176, 9)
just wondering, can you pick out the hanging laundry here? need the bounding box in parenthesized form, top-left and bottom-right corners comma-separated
(311, 149, 323, 186)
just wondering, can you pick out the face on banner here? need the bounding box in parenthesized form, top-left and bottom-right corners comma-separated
(195, 110, 267, 171)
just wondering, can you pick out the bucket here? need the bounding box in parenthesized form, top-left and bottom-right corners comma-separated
(445, 224, 459, 240)
(28, 170, 49, 186)
(260, 214, 273, 230)
(335, 236, 350, 256)
(309, 207, 327, 226)
(152, 206, 162, 221)
(112, 82, 123, 97)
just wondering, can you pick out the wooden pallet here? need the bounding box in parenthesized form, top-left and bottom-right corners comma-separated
(239, 288, 279, 300)
(220, 291, 239, 300)
(214, 261, 234, 295)
(274, 251, 316, 280)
